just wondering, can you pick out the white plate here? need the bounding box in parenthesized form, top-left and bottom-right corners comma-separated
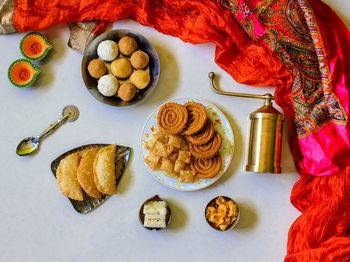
(141, 98, 234, 191)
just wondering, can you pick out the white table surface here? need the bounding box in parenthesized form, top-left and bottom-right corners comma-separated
(0, 1, 348, 261)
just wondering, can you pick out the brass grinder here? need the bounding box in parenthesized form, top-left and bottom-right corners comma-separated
(209, 72, 284, 173)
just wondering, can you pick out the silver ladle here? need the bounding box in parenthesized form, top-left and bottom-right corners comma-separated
(16, 105, 79, 156)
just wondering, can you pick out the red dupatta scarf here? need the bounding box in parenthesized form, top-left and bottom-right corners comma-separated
(1, 0, 350, 260)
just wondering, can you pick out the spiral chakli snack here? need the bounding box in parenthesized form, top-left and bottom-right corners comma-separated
(191, 154, 222, 178)
(182, 102, 208, 136)
(157, 102, 188, 135)
(185, 119, 215, 145)
(189, 132, 222, 159)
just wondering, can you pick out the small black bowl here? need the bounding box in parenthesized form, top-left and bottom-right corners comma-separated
(82, 29, 160, 107)
(139, 195, 172, 230)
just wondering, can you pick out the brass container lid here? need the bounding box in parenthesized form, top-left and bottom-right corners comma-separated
(250, 104, 285, 121)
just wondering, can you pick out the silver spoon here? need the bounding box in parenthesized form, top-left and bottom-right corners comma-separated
(16, 105, 79, 156)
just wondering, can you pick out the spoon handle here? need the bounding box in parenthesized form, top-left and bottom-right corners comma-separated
(39, 114, 69, 139)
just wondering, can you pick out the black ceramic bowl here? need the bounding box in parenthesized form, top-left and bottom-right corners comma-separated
(82, 29, 160, 107)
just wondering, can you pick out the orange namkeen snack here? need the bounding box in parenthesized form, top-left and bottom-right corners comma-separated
(205, 197, 239, 231)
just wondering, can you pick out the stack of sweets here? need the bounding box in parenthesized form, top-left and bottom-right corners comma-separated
(143, 201, 167, 228)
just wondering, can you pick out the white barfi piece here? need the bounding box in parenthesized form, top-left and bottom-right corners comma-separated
(143, 200, 168, 228)
(143, 207, 167, 216)
(144, 214, 166, 220)
(143, 201, 167, 214)
(144, 218, 166, 228)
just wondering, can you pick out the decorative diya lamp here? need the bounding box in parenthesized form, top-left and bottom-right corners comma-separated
(20, 32, 52, 61)
(209, 72, 284, 173)
(8, 59, 41, 88)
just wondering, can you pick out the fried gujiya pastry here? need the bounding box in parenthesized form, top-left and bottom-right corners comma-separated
(56, 152, 83, 201)
(93, 144, 117, 194)
(77, 148, 102, 199)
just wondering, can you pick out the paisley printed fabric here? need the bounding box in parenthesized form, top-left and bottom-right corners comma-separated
(226, 0, 347, 137)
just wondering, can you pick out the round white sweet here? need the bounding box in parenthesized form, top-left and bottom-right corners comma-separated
(97, 40, 119, 61)
(97, 75, 119, 97)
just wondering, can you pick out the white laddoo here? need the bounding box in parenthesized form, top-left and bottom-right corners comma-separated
(97, 40, 119, 61)
(97, 75, 119, 97)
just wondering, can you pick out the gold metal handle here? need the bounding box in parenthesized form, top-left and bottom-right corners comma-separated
(208, 72, 274, 106)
